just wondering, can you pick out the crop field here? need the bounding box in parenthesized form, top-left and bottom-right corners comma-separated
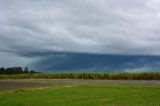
(0, 79, 160, 106)
(1, 72, 160, 80)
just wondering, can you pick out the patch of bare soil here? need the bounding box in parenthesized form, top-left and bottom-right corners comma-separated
(0, 79, 160, 91)
(0, 80, 49, 90)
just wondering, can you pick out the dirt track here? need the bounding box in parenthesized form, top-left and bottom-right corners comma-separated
(0, 79, 160, 90)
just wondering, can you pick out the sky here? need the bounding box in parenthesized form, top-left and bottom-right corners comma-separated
(1, 0, 160, 72)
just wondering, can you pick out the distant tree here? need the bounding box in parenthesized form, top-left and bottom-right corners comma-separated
(30, 70, 36, 73)
(30, 70, 41, 74)
(17, 67, 23, 74)
(24, 67, 29, 73)
(6, 68, 12, 74)
(5, 67, 23, 74)
(0, 66, 39, 74)
(0, 67, 5, 74)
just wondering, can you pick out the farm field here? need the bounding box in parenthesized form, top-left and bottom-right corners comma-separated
(0, 79, 160, 106)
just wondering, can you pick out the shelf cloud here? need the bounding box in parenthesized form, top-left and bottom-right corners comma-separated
(1, 0, 160, 71)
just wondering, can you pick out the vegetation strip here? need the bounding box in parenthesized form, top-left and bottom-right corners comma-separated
(1, 72, 160, 80)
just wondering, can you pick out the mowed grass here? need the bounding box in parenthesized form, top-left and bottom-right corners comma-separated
(0, 80, 160, 106)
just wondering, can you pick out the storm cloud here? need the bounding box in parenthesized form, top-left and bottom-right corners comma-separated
(1, 0, 160, 71)
(1, 0, 160, 56)
(30, 53, 160, 72)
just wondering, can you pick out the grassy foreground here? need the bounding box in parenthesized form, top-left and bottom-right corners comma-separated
(0, 79, 160, 106)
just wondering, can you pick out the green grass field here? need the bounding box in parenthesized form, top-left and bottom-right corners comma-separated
(0, 79, 160, 106)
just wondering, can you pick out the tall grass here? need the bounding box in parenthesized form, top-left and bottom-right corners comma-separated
(0, 72, 160, 80)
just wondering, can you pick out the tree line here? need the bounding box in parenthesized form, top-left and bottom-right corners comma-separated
(0, 67, 38, 74)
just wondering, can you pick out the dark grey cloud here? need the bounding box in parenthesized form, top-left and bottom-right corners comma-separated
(1, 0, 160, 56)
(30, 53, 160, 72)
(1, 0, 160, 71)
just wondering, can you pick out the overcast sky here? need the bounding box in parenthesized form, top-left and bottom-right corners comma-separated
(1, 0, 160, 71)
